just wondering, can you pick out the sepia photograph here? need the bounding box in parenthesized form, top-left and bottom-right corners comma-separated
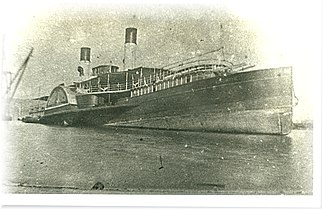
(0, 0, 321, 208)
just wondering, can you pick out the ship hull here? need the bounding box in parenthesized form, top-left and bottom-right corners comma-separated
(108, 109, 292, 135)
(40, 67, 293, 135)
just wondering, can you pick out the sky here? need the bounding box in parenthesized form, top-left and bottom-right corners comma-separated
(1, 0, 322, 122)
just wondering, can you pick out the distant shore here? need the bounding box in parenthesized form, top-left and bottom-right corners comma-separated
(292, 121, 313, 130)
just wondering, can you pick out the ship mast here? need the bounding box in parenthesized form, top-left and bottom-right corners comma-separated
(162, 47, 224, 70)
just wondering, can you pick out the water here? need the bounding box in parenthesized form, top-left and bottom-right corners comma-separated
(3, 121, 312, 194)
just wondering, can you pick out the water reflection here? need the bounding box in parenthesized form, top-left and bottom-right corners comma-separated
(5, 122, 312, 194)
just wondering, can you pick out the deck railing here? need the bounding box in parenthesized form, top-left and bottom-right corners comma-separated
(82, 60, 240, 95)
(130, 69, 219, 97)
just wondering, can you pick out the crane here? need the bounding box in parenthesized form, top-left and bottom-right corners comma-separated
(7, 48, 34, 100)
(2, 47, 33, 120)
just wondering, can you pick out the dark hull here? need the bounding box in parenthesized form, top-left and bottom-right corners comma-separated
(22, 116, 41, 123)
(40, 67, 293, 135)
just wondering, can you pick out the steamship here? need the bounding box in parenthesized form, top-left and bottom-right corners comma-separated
(39, 28, 293, 135)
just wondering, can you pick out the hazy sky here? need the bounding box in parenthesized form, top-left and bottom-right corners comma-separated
(1, 0, 321, 122)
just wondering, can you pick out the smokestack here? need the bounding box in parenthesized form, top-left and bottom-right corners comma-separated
(79, 47, 91, 77)
(125, 28, 137, 44)
(80, 47, 91, 62)
(123, 28, 137, 71)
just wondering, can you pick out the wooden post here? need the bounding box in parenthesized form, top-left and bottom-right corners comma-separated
(126, 71, 128, 90)
(107, 73, 110, 91)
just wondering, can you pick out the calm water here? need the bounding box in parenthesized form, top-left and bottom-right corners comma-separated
(3, 121, 312, 194)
